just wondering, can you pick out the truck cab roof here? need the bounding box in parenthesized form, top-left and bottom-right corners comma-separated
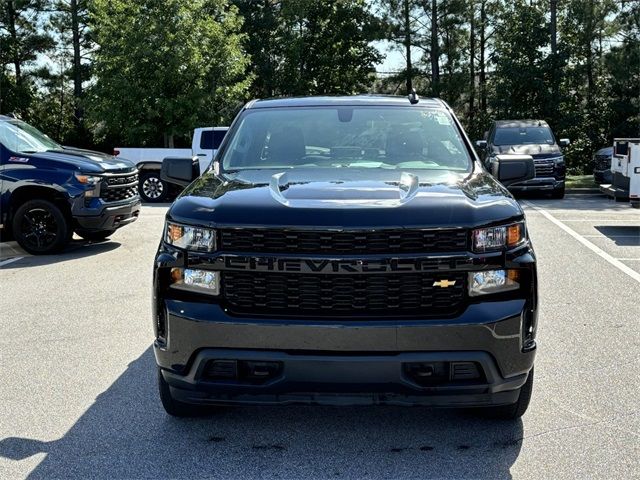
(246, 95, 447, 110)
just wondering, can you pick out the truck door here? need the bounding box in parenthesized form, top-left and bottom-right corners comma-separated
(192, 127, 228, 175)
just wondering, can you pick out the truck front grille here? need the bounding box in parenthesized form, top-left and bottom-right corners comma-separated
(100, 172, 139, 202)
(222, 271, 466, 317)
(533, 159, 555, 177)
(594, 154, 611, 170)
(219, 228, 468, 254)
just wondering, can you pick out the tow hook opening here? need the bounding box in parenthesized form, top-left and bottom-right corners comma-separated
(403, 361, 484, 386)
(202, 359, 283, 384)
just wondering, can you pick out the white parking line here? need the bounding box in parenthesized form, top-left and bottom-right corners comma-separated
(0, 256, 24, 268)
(582, 235, 640, 238)
(556, 219, 639, 222)
(522, 201, 640, 284)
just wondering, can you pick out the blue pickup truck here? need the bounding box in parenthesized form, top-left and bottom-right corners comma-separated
(0, 115, 141, 254)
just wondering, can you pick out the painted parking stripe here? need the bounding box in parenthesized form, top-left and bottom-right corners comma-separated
(0, 256, 24, 267)
(522, 201, 640, 284)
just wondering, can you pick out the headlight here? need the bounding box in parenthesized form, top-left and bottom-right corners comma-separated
(165, 222, 216, 252)
(472, 222, 525, 252)
(170, 268, 219, 295)
(469, 269, 520, 296)
(75, 172, 102, 184)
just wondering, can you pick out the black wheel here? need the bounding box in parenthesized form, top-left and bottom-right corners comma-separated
(477, 367, 534, 420)
(75, 229, 116, 242)
(158, 369, 207, 417)
(12, 199, 71, 255)
(139, 171, 169, 203)
(551, 186, 565, 199)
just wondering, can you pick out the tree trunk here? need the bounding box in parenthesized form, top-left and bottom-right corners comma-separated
(469, 1, 476, 125)
(550, 0, 558, 110)
(70, 0, 84, 128)
(479, 0, 486, 114)
(586, 0, 595, 106)
(6, 1, 21, 86)
(430, 0, 440, 94)
(404, 0, 413, 93)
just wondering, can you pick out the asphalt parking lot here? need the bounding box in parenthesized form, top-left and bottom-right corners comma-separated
(0, 194, 638, 479)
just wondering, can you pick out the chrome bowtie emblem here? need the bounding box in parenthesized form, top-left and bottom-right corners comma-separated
(433, 279, 457, 288)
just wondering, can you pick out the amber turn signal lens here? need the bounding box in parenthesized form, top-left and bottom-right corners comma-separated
(167, 223, 184, 243)
(507, 269, 520, 282)
(507, 224, 522, 246)
(170, 267, 183, 284)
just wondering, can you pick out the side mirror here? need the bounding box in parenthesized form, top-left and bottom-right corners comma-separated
(559, 138, 571, 147)
(475, 140, 488, 149)
(161, 156, 199, 186)
(491, 154, 535, 187)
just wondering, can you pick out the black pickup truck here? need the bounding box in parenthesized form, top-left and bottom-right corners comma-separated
(0, 116, 140, 254)
(153, 96, 538, 420)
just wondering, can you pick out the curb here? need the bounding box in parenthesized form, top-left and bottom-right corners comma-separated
(565, 188, 602, 194)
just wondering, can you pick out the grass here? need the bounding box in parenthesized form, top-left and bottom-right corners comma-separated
(566, 174, 598, 189)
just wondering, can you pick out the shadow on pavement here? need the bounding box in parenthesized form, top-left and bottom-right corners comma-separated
(0, 348, 524, 479)
(595, 226, 640, 246)
(0, 240, 120, 269)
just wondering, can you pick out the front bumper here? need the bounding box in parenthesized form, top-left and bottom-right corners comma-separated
(155, 298, 536, 407)
(73, 199, 141, 231)
(508, 178, 564, 192)
(594, 169, 612, 185)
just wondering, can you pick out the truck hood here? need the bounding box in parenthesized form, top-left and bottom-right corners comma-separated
(168, 168, 524, 229)
(491, 143, 562, 157)
(31, 148, 135, 173)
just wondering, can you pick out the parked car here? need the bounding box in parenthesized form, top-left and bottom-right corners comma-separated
(154, 95, 538, 420)
(115, 127, 228, 202)
(476, 120, 569, 198)
(593, 146, 613, 184)
(0, 115, 140, 254)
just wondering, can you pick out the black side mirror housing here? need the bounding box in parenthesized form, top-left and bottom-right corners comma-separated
(491, 154, 535, 187)
(559, 138, 571, 147)
(475, 140, 488, 149)
(161, 156, 199, 186)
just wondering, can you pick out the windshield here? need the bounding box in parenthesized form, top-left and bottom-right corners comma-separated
(493, 126, 555, 146)
(221, 107, 472, 172)
(0, 120, 62, 153)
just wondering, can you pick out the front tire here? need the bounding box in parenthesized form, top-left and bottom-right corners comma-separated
(158, 369, 207, 417)
(551, 186, 565, 199)
(12, 199, 71, 255)
(477, 367, 534, 420)
(139, 171, 169, 203)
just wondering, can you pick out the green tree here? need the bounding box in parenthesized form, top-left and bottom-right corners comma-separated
(0, 0, 54, 115)
(89, 0, 250, 147)
(490, 1, 550, 120)
(604, 1, 640, 138)
(49, 0, 92, 138)
(233, 0, 282, 98)
(237, 0, 383, 97)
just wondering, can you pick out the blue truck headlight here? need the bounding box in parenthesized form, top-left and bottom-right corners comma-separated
(469, 269, 520, 296)
(472, 222, 525, 252)
(170, 268, 219, 295)
(165, 222, 216, 252)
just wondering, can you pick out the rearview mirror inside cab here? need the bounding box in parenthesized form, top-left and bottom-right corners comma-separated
(161, 157, 199, 186)
(491, 154, 535, 187)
